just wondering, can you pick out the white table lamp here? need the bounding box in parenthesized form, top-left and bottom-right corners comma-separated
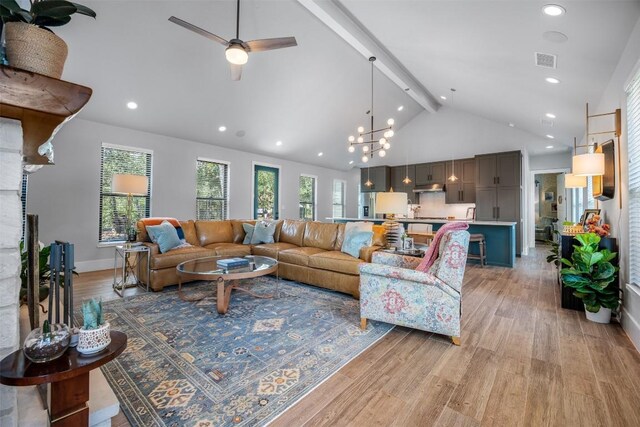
(376, 191, 408, 248)
(112, 174, 149, 240)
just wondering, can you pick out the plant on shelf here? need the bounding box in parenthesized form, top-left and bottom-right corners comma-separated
(77, 298, 111, 354)
(560, 233, 618, 324)
(1, 0, 97, 78)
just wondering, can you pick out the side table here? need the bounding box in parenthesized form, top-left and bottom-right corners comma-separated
(0, 331, 127, 427)
(113, 244, 150, 297)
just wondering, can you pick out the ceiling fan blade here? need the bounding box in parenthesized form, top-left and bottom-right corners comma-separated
(230, 63, 242, 81)
(168, 16, 229, 46)
(245, 37, 297, 52)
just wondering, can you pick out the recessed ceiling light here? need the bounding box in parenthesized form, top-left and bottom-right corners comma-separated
(440, 96, 447, 100)
(218, 126, 227, 132)
(318, 152, 323, 156)
(126, 101, 138, 110)
(542, 5, 566, 17)
(546, 145, 554, 149)
(545, 77, 560, 84)
(546, 134, 555, 139)
(545, 113, 556, 119)
(276, 140, 282, 146)
(397, 105, 404, 111)
(349, 160, 354, 165)
(508, 123, 515, 127)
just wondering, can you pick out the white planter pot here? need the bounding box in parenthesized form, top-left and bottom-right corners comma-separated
(584, 306, 612, 324)
(77, 322, 111, 355)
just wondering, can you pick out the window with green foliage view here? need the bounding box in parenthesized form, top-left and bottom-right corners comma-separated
(99, 145, 152, 242)
(299, 175, 316, 221)
(254, 165, 279, 219)
(196, 160, 229, 220)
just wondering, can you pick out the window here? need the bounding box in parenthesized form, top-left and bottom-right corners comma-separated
(299, 175, 316, 221)
(21, 173, 27, 240)
(99, 144, 152, 242)
(196, 159, 229, 220)
(627, 69, 640, 285)
(332, 179, 346, 218)
(253, 164, 280, 219)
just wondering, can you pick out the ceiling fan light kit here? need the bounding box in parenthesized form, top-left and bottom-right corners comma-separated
(169, 0, 297, 80)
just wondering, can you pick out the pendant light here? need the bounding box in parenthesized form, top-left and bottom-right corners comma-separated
(572, 136, 604, 177)
(402, 150, 412, 184)
(364, 167, 373, 187)
(447, 88, 459, 182)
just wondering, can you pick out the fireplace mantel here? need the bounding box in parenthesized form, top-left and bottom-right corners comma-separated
(0, 65, 92, 164)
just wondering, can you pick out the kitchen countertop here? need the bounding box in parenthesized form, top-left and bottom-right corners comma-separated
(328, 218, 517, 226)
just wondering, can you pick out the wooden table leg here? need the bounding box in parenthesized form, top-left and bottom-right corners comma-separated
(49, 372, 89, 427)
(216, 278, 233, 314)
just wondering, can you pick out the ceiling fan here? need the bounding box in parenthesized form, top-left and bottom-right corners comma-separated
(169, 0, 297, 81)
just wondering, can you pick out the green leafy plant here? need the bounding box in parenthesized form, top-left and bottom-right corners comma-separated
(560, 233, 618, 313)
(0, 0, 96, 30)
(545, 230, 560, 267)
(81, 298, 104, 330)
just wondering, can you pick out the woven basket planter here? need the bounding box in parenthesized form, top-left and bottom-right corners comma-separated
(5, 22, 68, 79)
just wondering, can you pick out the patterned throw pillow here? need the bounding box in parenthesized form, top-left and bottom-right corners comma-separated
(146, 221, 182, 253)
(250, 220, 277, 244)
(341, 230, 373, 258)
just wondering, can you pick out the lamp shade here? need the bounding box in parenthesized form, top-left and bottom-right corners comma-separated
(376, 192, 407, 215)
(572, 153, 605, 176)
(112, 174, 148, 195)
(564, 173, 587, 188)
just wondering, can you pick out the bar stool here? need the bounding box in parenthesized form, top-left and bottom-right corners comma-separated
(468, 233, 486, 267)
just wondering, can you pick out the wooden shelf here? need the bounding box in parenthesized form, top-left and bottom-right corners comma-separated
(0, 65, 92, 164)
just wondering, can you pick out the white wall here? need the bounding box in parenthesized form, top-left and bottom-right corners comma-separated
(529, 152, 572, 171)
(27, 119, 357, 271)
(589, 16, 640, 349)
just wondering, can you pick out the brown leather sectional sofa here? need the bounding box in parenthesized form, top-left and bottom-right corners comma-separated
(136, 219, 385, 298)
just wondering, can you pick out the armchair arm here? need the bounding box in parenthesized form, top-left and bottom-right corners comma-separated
(141, 242, 159, 256)
(371, 251, 421, 269)
(359, 263, 460, 299)
(359, 245, 382, 263)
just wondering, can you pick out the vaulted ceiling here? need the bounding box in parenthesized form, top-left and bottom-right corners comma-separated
(55, 1, 640, 170)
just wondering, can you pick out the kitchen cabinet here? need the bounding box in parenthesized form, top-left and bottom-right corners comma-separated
(390, 165, 415, 193)
(360, 166, 390, 192)
(475, 151, 521, 188)
(415, 161, 446, 185)
(475, 151, 522, 255)
(445, 158, 476, 204)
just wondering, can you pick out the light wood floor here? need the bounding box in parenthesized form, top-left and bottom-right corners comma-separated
(75, 246, 640, 427)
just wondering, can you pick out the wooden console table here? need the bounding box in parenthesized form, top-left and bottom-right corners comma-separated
(0, 331, 127, 427)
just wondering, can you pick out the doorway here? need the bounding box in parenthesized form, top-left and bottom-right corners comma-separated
(253, 164, 280, 220)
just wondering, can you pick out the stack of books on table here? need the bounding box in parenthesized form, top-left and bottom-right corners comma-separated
(217, 258, 250, 269)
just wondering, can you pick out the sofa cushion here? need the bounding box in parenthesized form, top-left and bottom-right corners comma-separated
(309, 251, 362, 275)
(137, 217, 182, 242)
(150, 246, 215, 270)
(180, 220, 199, 246)
(278, 247, 326, 266)
(231, 220, 256, 244)
(334, 223, 346, 250)
(195, 220, 234, 246)
(303, 222, 338, 251)
(204, 243, 251, 257)
(146, 221, 183, 253)
(372, 225, 386, 247)
(252, 242, 297, 259)
(279, 219, 306, 246)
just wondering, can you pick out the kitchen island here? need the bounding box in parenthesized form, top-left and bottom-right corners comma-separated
(330, 218, 516, 268)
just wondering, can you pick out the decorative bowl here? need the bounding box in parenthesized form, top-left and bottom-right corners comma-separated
(77, 322, 111, 355)
(23, 322, 71, 363)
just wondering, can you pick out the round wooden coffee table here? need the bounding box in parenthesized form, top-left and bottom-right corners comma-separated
(176, 255, 278, 314)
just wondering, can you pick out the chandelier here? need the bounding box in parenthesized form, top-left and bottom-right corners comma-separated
(347, 57, 394, 163)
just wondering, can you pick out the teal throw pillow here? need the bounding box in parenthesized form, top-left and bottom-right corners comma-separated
(250, 220, 276, 244)
(341, 230, 373, 258)
(242, 223, 254, 244)
(146, 221, 182, 253)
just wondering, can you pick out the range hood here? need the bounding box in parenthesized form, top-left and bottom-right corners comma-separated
(413, 183, 445, 193)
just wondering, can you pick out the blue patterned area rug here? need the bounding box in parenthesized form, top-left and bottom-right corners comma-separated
(99, 277, 393, 426)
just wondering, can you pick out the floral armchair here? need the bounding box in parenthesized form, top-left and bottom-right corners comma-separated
(358, 230, 470, 345)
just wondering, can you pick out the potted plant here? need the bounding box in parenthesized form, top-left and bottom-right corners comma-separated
(1, 0, 96, 78)
(23, 319, 71, 363)
(77, 298, 110, 355)
(560, 233, 619, 323)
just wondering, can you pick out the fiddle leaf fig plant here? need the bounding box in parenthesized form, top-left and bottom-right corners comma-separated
(0, 0, 96, 30)
(560, 233, 618, 313)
